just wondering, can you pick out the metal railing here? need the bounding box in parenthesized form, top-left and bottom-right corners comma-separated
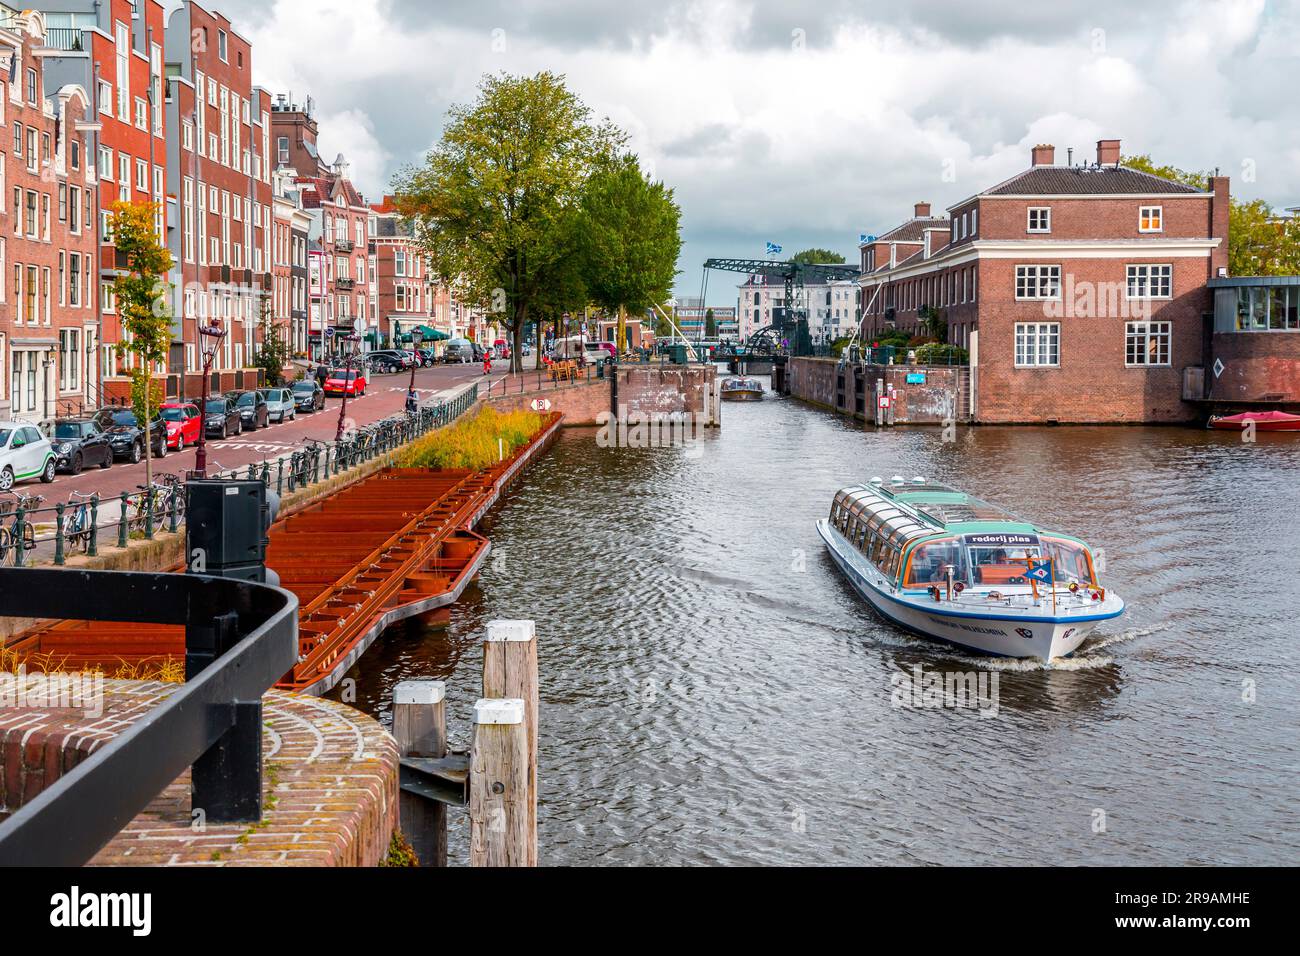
(1, 382, 480, 569)
(0, 567, 298, 866)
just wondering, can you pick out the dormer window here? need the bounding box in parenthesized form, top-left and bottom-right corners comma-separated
(1139, 206, 1162, 232)
(1027, 207, 1051, 233)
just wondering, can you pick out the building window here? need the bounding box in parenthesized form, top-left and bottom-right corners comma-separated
(1027, 207, 1051, 233)
(26, 69, 37, 105)
(218, 30, 228, 62)
(1015, 322, 1060, 367)
(1126, 321, 1171, 365)
(1139, 206, 1162, 232)
(1015, 264, 1061, 300)
(1126, 264, 1172, 299)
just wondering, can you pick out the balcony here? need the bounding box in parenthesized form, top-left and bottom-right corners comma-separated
(334, 238, 355, 253)
(335, 277, 356, 291)
(42, 27, 86, 52)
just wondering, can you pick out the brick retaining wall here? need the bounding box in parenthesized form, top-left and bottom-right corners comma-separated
(0, 679, 398, 865)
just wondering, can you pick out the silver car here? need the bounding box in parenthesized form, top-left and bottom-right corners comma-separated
(259, 387, 297, 424)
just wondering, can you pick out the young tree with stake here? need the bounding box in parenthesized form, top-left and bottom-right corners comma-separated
(110, 201, 174, 493)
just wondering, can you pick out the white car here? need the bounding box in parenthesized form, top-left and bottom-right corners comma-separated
(0, 422, 57, 490)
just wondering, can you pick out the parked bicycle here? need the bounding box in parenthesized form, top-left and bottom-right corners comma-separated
(62, 491, 96, 554)
(0, 491, 44, 566)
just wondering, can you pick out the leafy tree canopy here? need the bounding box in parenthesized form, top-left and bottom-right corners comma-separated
(790, 248, 846, 265)
(1123, 155, 1300, 276)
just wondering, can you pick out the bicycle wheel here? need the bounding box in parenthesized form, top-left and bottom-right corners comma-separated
(0, 527, 11, 566)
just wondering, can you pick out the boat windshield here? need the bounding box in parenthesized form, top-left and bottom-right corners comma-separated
(1042, 536, 1096, 586)
(904, 538, 969, 587)
(907, 536, 1096, 588)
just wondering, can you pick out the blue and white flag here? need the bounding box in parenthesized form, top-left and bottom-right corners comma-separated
(765, 241, 782, 255)
(1025, 562, 1054, 584)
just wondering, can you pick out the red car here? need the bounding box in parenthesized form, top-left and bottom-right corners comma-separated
(324, 368, 367, 397)
(159, 402, 202, 450)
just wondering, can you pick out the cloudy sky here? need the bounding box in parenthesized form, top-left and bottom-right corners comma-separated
(191, 0, 1298, 302)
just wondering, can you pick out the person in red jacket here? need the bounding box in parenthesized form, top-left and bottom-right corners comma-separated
(483, 352, 492, 375)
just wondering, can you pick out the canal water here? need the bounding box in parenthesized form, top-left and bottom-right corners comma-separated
(334, 381, 1300, 865)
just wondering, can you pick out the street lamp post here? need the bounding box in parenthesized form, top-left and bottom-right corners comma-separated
(194, 323, 226, 478)
(407, 328, 424, 404)
(334, 333, 361, 442)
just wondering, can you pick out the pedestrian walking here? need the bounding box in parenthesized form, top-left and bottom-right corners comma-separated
(483, 352, 492, 375)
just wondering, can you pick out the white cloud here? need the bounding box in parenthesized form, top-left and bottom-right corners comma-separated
(202, 0, 1300, 294)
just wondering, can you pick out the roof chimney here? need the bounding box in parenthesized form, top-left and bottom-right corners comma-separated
(914, 202, 931, 218)
(1031, 144, 1055, 167)
(1096, 139, 1121, 166)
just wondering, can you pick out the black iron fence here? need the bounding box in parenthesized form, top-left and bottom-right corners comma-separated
(0, 567, 298, 866)
(0, 383, 479, 569)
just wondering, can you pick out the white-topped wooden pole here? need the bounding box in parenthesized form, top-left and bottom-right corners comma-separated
(393, 679, 447, 866)
(469, 697, 532, 867)
(482, 619, 538, 865)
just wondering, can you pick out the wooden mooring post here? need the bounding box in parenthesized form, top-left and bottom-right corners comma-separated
(393, 680, 448, 867)
(481, 619, 538, 865)
(391, 620, 539, 867)
(469, 698, 531, 866)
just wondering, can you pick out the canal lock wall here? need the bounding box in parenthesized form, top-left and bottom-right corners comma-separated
(786, 357, 967, 425)
(487, 364, 720, 426)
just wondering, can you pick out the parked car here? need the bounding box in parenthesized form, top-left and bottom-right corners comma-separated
(417, 348, 438, 366)
(50, 418, 113, 473)
(228, 390, 270, 430)
(204, 397, 242, 438)
(98, 407, 168, 462)
(291, 379, 325, 412)
(367, 350, 406, 373)
(586, 341, 617, 365)
(324, 368, 367, 397)
(260, 387, 297, 423)
(159, 402, 202, 449)
(0, 422, 56, 489)
(442, 340, 476, 363)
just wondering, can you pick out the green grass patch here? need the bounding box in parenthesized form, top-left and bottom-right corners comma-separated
(396, 406, 544, 471)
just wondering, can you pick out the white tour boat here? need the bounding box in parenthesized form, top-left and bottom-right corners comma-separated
(817, 477, 1125, 661)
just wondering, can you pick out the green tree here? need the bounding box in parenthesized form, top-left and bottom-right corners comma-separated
(394, 71, 624, 372)
(790, 248, 846, 265)
(574, 153, 681, 353)
(110, 201, 172, 491)
(704, 308, 716, 337)
(252, 293, 292, 385)
(1123, 155, 1300, 276)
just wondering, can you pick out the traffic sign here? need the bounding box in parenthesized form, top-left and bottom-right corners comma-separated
(530, 398, 552, 411)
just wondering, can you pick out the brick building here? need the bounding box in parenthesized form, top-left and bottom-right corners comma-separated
(272, 98, 369, 357)
(367, 195, 449, 348)
(271, 168, 310, 357)
(859, 139, 1229, 423)
(33, 0, 168, 393)
(163, 1, 273, 381)
(0, 9, 98, 423)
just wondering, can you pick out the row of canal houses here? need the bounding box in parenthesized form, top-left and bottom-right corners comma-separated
(0, 1, 485, 425)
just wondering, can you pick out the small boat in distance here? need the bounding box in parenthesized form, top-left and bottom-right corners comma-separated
(817, 477, 1125, 661)
(1208, 410, 1300, 432)
(721, 377, 764, 401)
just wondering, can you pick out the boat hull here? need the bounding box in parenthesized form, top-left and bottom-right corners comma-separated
(1208, 414, 1300, 432)
(721, 389, 763, 401)
(817, 520, 1123, 661)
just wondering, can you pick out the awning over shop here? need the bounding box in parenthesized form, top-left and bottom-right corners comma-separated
(415, 325, 448, 341)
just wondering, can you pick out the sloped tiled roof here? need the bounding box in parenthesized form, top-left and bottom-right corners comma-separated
(982, 165, 1203, 196)
(875, 216, 950, 243)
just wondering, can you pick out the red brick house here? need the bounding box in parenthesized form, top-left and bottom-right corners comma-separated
(368, 195, 450, 349)
(860, 139, 1229, 423)
(0, 11, 98, 423)
(31, 0, 169, 394)
(164, 1, 273, 382)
